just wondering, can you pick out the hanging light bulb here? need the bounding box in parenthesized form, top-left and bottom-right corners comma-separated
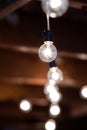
(48, 90, 62, 103)
(44, 80, 59, 95)
(80, 85, 87, 99)
(44, 80, 62, 103)
(19, 99, 32, 112)
(41, 0, 69, 18)
(49, 103, 61, 117)
(45, 119, 56, 130)
(47, 67, 63, 84)
(38, 41, 57, 63)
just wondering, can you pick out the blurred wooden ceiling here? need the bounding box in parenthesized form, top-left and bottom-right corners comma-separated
(0, 0, 87, 130)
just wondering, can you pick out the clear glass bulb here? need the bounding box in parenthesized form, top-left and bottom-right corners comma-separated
(19, 99, 32, 112)
(41, 0, 69, 18)
(47, 67, 63, 84)
(48, 91, 62, 103)
(45, 119, 56, 130)
(80, 85, 87, 99)
(38, 41, 57, 63)
(44, 80, 59, 95)
(49, 104, 61, 117)
(44, 81, 62, 103)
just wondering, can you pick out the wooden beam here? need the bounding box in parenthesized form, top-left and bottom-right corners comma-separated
(0, 43, 87, 61)
(70, 0, 87, 9)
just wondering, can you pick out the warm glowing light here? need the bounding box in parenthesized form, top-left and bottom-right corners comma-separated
(44, 80, 58, 95)
(41, 0, 69, 18)
(19, 99, 32, 112)
(49, 13, 57, 18)
(44, 80, 62, 103)
(47, 67, 63, 84)
(45, 119, 56, 130)
(50, 0, 62, 9)
(80, 85, 87, 99)
(48, 91, 62, 103)
(38, 41, 57, 62)
(49, 104, 61, 117)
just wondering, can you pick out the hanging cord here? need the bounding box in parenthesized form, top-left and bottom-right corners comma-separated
(46, 13, 50, 30)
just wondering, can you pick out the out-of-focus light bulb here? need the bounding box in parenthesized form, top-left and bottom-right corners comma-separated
(19, 99, 32, 112)
(38, 41, 57, 63)
(41, 0, 69, 18)
(44, 80, 62, 103)
(47, 67, 63, 84)
(44, 80, 59, 95)
(44, 80, 59, 94)
(49, 104, 61, 117)
(50, 0, 62, 8)
(45, 119, 56, 130)
(80, 85, 87, 99)
(48, 91, 62, 103)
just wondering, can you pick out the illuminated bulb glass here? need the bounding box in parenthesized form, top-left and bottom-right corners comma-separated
(41, 0, 69, 18)
(49, 104, 61, 117)
(48, 67, 63, 84)
(48, 79, 57, 86)
(80, 85, 87, 99)
(48, 91, 62, 103)
(38, 41, 57, 62)
(44, 80, 59, 95)
(19, 99, 32, 112)
(45, 119, 56, 130)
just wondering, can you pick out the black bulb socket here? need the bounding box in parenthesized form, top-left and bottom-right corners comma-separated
(49, 60, 56, 68)
(43, 30, 53, 42)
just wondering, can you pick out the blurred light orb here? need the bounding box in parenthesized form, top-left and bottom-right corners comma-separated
(19, 99, 32, 112)
(80, 85, 87, 99)
(49, 104, 61, 117)
(48, 91, 62, 103)
(38, 41, 57, 62)
(44, 80, 58, 95)
(41, 0, 69, 18)
(47, 67, 63, 84)
(45, 119, 56, 130)
(50, 0, 62, 8)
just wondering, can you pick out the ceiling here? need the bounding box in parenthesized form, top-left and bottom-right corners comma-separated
(0, 0, 87, 130)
